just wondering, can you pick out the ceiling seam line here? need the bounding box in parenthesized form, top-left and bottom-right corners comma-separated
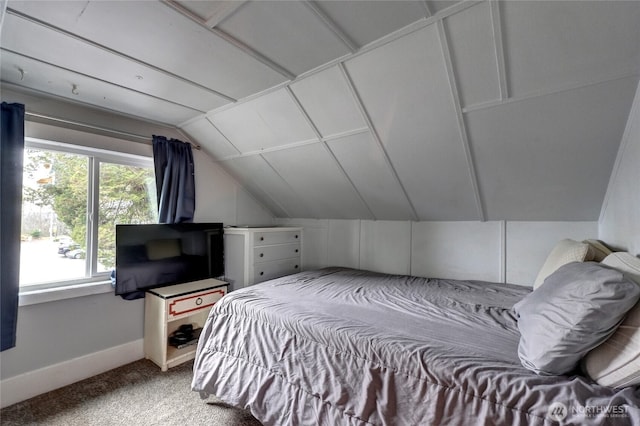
(233, 139, 321, 158)
(197, 79, 293, 122)
(258, 153, 319, 220)
(303, 1, 358, 53)
(0, 0, 7, 29)
(598, 81, 640, 224)
(352, 0, 483, 56)
(436, 20, 486, 222)
(198, 1, 482, 118)
(489, 0, 509, 100)
(2, 48, 207, 115)
(5, 8, 237, 103)
(161, 0, 296, 81)
(204, 1, 248, 28)
(203, 117, 242, 156)
(285, 86, 377, 220)
(322, 128, 370, 142)
(462, 70, 640, 114)
(212, 128, 371, 162)
(420, 1, 433, 18)
(337, 62, 420, 222)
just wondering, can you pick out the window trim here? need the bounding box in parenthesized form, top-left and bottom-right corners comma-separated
(20, 137, 155, 303)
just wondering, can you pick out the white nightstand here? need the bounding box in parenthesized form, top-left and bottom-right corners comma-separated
(144, 278, 228, 371)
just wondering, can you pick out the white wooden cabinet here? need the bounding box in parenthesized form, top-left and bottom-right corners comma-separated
(224, 227, 302, 291)
(144, 278, 227, 371)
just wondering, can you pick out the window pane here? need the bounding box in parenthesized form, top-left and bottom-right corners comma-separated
(20, 149, 88, 286)
(97, 162, 157, 273)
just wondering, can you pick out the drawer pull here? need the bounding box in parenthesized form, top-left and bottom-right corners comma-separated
(259, 253, 264, 257)
(260, 271, 264, 276)
(295, 265, 299, 269)
(295, 249, 299, 253)
(195, 297, 203, 306)
(260, 237, 264, 241)
(295, 235, 299, 239)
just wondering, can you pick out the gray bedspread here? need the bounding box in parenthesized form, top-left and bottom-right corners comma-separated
(191, 267, 640, 425)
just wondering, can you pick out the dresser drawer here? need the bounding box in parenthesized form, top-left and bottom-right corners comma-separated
(254, 230, 301, 246)
(254, 258, 300, 284)
(254, 243, 300, 264)
(167, 287, 227, 320)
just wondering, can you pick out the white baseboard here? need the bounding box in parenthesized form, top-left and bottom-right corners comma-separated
(0, 339, 144, 409)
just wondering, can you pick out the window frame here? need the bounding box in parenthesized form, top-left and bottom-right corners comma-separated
(19, 137, 155, 305)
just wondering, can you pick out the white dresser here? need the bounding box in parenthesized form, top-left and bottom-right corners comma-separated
(224, 227, 302, 291)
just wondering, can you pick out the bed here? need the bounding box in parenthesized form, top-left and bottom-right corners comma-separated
(191, 266, 640, 425)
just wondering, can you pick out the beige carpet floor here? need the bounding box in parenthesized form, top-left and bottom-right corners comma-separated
(0, 359, 263, 426)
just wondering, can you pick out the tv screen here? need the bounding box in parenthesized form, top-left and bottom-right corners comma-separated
(114, 223, 224, 296)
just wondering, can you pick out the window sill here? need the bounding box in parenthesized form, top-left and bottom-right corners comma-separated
(19, 281, 113, 306)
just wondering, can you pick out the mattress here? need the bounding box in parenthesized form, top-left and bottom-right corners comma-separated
(191, 267, 640, 425)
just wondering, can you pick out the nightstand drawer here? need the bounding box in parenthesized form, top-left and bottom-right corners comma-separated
(254, 258, 300, 283)
(167, 287, 226, 320)
(254, 243, 300, 263)
(254, 230, 301, 246)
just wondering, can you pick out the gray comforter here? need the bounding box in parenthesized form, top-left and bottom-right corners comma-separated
(191, 267, 640, 425)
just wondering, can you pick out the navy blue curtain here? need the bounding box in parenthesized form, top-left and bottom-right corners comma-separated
(152, 136, 195, 224)
(1, 102, 25, 351)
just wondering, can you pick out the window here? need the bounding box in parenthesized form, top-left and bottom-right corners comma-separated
(20, 138, 157, 291)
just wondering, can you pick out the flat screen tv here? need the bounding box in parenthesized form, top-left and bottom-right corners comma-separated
(114, 223, 224, 296)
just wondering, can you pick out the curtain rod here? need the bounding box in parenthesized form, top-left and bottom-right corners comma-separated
(25, 111, 201, 150)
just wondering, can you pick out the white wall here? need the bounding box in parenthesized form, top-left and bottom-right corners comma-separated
(0, 90, 274, 405)
(599, 80, 640, 256)
(277, 218, 598, 286)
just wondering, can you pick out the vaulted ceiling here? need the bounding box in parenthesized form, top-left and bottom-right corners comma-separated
(2, 1, 639, 221)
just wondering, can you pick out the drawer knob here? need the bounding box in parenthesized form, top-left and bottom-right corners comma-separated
(259, 253, 264, 257)
(260, 271, 264, 276)
(295, 249, 299, 253)
(260, 237, 264, 241)
(295, 235, 298, 239)
(295, 265, 299, 269)
(195, 297, 203, 306)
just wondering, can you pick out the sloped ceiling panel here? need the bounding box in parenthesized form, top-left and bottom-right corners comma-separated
(467, 76, 639, 220)
(345, 25, 480, 221)
(444, 1, 501, 108)
(181, 118, 240, 159)
(8, 1, 287, 99)
(209, 89, 318, 153)
(217, 1, 350, 76)
(311, 1, 428, 48)
(222, 155, 310, 218)
(173, 0, 240, 24)
(3, 1, 640, 223)
(1, 13, 229, 114)
(289, 65, 366, 138)
(262, 143, 374, 219)
(0, 51, 199, 124)
(502, 1, 640, 97)
(327, 132, 415, 220)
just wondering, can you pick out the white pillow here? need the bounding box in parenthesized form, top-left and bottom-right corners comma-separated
(582, 239, 613, 262)
(583, 252, 640, 388)
(533, 239, 595, 289)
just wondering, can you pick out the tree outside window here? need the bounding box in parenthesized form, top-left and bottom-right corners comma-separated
(20, 144, 157, 288)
